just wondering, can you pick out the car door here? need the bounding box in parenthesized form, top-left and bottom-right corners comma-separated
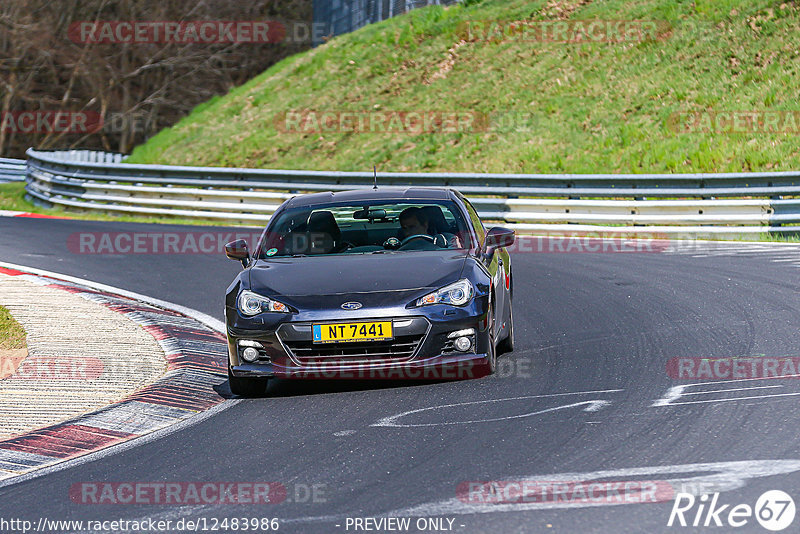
(462, 197, 505, 342)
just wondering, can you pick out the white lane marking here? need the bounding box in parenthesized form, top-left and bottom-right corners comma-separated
(675, 375, 800, 386)
(662, 392, 800, 406)
(371, 389, 621, 428)
(653, 375, 800, 406)
(0, 261, 238, 489)
(389, 460, 800, 516)
(0, 260, 225, 333)
(681, 385, 783, 396)
(667, 239, 800, 251)
(668, 240, 800, 261)
(582, 400, 609, 412)
(334, 430, 356, 437)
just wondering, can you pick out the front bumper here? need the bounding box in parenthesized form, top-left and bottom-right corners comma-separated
(226, 304, 492, 380)
(231, 351, 491, 380)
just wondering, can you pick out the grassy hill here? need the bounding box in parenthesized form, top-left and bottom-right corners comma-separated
(127, 0, 800, 174)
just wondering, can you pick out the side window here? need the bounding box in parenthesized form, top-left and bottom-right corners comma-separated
(462, 198, 486, 247)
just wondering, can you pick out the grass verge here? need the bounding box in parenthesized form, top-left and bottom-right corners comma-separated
(127, 0, 800, 174)
(0, 305, 26, 351)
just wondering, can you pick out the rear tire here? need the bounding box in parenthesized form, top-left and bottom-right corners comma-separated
(228, 367, 269, 397)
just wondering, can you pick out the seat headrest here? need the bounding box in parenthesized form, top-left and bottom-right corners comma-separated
(420, 206, 448, 234)
(307, 210, 341, 242)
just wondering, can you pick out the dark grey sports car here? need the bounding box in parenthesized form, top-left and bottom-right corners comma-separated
(224, 187, 515, 396)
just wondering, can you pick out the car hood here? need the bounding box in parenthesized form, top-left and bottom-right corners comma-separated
(248, 250, 468, 298)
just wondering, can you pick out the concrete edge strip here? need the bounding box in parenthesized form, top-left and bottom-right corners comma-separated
(0, 260, 224, 333)
(0, 210, 65, 219)
(0, 263, 237, 488)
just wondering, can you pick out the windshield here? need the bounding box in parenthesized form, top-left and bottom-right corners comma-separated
(257, 200, 472, 258)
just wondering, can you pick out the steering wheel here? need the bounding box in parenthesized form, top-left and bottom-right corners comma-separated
(399, 234, 437, 247)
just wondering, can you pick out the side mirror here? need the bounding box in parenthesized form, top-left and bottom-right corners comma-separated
(225, 239, 250, 268)
(483, 226, 515, 256)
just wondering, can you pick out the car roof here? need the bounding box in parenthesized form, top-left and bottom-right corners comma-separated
(283, 187, 453, 208)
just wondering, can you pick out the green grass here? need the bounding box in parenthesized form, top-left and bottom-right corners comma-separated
(746, 233, 800, 243)
(8, 0, 795, 239)
(125, 0, 800, 174)
(0, 306, 25, 351)
(0, 182, 38, 213)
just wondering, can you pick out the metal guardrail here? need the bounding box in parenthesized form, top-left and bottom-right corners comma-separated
(36, 150, 126, 164)
(0, 158, 26, 183)
(24, 149, 800, 234)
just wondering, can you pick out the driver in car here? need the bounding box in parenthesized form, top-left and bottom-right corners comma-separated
(399, 207, 430, 239)
(398, 207, 461, 248)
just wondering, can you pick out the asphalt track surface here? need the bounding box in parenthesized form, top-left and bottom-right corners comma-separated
(1, 216, 800, 533)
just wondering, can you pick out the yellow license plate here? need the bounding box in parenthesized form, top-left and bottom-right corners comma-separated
(312, 321, 393, 343)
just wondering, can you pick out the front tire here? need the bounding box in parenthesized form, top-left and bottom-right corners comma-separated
(228, 366, 269, 397)
(486, 334, 497, 375)
(485, 304, 497, 375)
(497, 300, 514, 354)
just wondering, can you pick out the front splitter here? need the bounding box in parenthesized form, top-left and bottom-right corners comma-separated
(232, 352, 491, 380)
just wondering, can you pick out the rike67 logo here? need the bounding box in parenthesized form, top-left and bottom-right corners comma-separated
(668, 490, 796, 531)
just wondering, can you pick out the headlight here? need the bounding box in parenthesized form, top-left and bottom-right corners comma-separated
(416, 279, 474, 307)
(238, 290, 291, 315)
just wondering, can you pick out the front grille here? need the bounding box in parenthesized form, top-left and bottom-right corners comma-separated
(283, 334, 424, 365)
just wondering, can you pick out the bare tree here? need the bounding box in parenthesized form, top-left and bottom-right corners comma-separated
(0, 0, 312, 157)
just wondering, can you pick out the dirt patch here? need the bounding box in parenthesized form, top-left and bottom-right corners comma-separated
(424, 39, 467, 84)
(541, 0, 594, 20)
